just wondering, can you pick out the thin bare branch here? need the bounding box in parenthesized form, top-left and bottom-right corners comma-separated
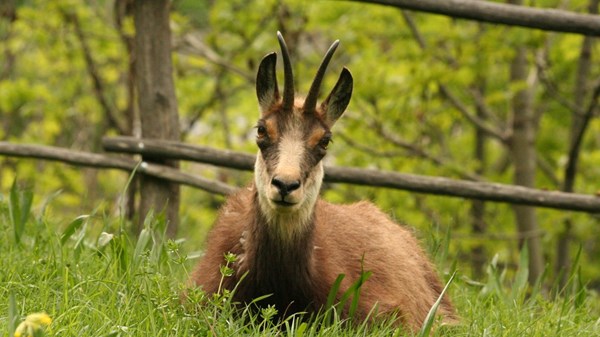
(564, 0, 600, 193)
(401, 10, 508, 143)
(564, 77, 600, 187)
(367, 119, 483, 181)
(64, 11, 128, 135)
(468, 87, 502, 126)
(536, 155, 561, 187)
(400, 10, 426, 49)
(439, 85, 509, 143)
(178, 33, 254, 83)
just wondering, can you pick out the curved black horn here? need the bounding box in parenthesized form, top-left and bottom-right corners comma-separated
(277, 31, 295, 112)
(303, 40, 340, 113)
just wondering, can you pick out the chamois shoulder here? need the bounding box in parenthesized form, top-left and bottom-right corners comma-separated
(190, 187, 255, 292)
(208, 187, 255, 238)
(313, 198, 428, 277)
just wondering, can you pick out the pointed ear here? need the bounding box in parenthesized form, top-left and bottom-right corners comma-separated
(256, 52, 280, 114)
(320, 67, 353, 126)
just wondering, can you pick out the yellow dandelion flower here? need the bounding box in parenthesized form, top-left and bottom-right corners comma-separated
(14, 312, 52, 337)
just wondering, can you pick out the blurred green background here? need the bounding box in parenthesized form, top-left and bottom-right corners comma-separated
(1, 0, 599, 288)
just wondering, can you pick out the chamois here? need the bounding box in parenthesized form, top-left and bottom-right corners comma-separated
(190, 32, 457, 331)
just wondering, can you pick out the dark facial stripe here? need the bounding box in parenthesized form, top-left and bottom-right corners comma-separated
(256, 109, 331, 182)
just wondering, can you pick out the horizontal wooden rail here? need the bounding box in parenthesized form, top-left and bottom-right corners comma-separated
(101, 136, 600, 213)
(348, 0, 600, 36)
(1, 140, 599, 212)
(0, 142, 235, 195)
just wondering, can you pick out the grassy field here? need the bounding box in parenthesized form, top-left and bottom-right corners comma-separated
(1, 186, 599, 336)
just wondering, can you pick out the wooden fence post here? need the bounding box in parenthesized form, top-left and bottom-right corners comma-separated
(133, 0, 180, 236)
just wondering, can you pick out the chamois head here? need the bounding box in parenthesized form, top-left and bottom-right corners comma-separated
(254, 32, 353, 234)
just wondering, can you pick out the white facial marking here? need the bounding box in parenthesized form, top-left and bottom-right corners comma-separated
(253, 109, 325, 241)
(274, 133, 304, 184)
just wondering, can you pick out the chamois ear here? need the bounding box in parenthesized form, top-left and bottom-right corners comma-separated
(320, 67, 353, 127)
(256, 52, 280, 114)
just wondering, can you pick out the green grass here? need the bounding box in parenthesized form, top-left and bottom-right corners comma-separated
(1, 188, 599, 336)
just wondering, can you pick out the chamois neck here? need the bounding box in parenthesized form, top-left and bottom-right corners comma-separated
(253, 188, 316, 243)
(240, 192, 317, 312)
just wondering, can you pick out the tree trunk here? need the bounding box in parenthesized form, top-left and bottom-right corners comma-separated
(471, 89, 488, 278)
(557, 0, 599, 289)
(133, 0, 180, 236)
(509, 41, 544, 285)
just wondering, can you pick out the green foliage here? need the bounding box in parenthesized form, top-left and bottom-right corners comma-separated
(1, 192, 599, 336)
(1, 0, 600, 296)
(480, 246, 534, 305)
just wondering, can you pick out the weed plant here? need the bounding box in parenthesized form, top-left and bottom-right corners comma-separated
(1, 182, 599, 336)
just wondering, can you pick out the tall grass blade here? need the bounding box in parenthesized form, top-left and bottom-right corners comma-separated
(324, 274, 345, 325)
(294, 321, 308, 337)
(60, 215, 89, 246)
(348, 270, 372, 319)
(418, 270, 456, 337)
(8, 181, 21, 242)
(134, 227, 151, 268)
(481, 254, 507, 301)
(9, 179, 33, 244)
(567, 245, 586, 308)
(565, 246, 586, 309)
(112, 233, 130, 273)
(149, 212, 168, 266)
(439, 224, 451, 266)
(511, 243, 529, 302)
(553, 245, 582, 300)
(72, 218, 89, 262)
(133, 211, 154, 270)
(575, 267, 586, 309)
(325, 274, 345, 309)
(8, 291, 18, 336)
(118, 161, 141, 230)
(37, 189, 62, 222)
(530, 266, 548, 301)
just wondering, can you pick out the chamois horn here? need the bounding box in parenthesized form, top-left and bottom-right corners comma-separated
(303, 39, 340, 113)
(277, 31, 295, 112)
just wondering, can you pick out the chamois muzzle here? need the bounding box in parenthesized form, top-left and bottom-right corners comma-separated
(271, 177, 301, 199)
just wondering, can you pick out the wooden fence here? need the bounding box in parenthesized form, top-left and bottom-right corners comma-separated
(1, 137, 599, 213)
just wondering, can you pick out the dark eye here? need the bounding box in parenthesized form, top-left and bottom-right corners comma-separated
(255, 123, 270, 150)
(256, 125, 267, 138)
(319, 135, 332, 149)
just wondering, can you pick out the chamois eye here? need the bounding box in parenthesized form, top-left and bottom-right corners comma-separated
(319, 136, 332, 149)
(256, 124, 270, 150)
(256, 125, 267, 138)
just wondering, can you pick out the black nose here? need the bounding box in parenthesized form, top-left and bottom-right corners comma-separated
(271, 177, 301, 197)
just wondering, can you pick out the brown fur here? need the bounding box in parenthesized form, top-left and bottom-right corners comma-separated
(190, 34, 457, 332)
(190, 185, 457, 331)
